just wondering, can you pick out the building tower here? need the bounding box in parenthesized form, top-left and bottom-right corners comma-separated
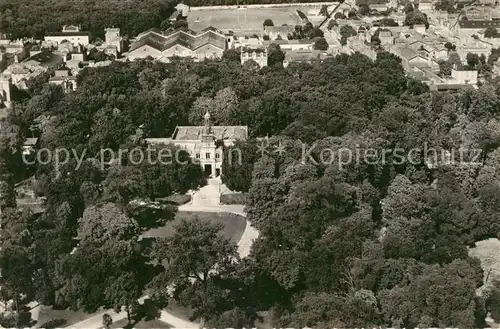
(200, 111, 217, 177)
(203, 110, 211, 135)
(105, 28, 122, 53)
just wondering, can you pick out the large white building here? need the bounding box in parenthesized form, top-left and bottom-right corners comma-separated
(44, 25, 90, 47)
(146, 111, 248, 178)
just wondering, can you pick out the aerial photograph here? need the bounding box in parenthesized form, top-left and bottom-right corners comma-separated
(0, 0, 499, 328)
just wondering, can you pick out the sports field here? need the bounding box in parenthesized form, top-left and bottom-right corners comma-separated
(187, 6, 312, 32)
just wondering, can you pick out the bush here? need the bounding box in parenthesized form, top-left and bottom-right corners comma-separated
(18, 311, 32, 326)
(220, 193, 247, 205)
(165, 194, 191, 205)
(40, 318, 67, 329)
(0, 313, 17, 327)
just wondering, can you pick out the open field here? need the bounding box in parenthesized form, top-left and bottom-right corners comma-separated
(144, 211, 246, 244)
(187, 6, 312, 32)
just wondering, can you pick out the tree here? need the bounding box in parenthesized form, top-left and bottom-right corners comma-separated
(486, 281, 500, 322)
(104, 272, 141, 324)
(189, 87, 240, 125)
(102, 313, 113, 329)
(438, 59, 452, 76)
(307, 27, 324, 39)
(263, 19, 274, 27)
(0, 180, 16, 212)
(404, 9, 429, 28)
(320, 5, 329, 17)
(327, 19, 338, 30)
(444, 42, 456, 51)
(484, 27, 498, 38)
(173, 19, 188, 30)
(340, 25, 357, 39)
(222, 139, 259, 192)
(267, 43, 285, 66)
(404, 2, 414, 13)
(435, 0, 456, 12)
(77, 203, 140, 245)
(466, 52, 480, 68)
(313, 37, 329, 51)
(359, 4, 370, 16)
(222, 49, 241, 63)
(0, 245, 35, 322)
(148, 218, 239, 322)
(449, 51, 462, 69)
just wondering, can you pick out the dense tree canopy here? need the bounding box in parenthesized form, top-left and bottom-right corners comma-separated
(1, 48, 500, 328)
(0, 0, 176, 39)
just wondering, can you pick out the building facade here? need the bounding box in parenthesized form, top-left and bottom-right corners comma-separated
(146, 111, 248, 178)
(44, 25, 90, 46)
(127, 27, 227, 62)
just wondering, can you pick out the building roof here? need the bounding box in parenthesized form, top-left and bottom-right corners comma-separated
(434, 83, 477, 90)
(392, 45, 419, 60)
(173, 126, 248, 141)
(459, 20, 500, 28)
(264, 25, 295, 36)
(46, 31, 90, 37)
(129, 27, 226, 53)
(262, 39, 313, 46)
(145, 138, 173, 145)
(23, 51, 63, 68)
(49, 76, 77, 81)
(284, 49, 325, 62)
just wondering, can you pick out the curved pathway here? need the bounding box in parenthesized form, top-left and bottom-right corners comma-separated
(67, 179, 258, 329)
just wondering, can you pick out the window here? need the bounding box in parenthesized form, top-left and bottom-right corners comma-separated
(216, 153, 220, 159)
(206, 153, 211, 159)
(196, 153, 200, 159)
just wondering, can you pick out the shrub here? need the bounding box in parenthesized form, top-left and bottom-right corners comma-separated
(0, 313, 17, 327)
(165, 194, 191, 205)
(40, 318, 67, 329)
(220, 193, 247, 205)
(18, 311, 32, 326)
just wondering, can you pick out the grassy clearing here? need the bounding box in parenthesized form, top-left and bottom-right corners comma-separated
(144, 211, 246, 244)
(36, 305, 101, 328)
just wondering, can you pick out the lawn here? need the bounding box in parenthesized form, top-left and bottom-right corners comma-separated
(109, 318, 171, 329)
(144, 211, 246, 244)
(36, 305, 101, 328)
(187, 7, 308, 32)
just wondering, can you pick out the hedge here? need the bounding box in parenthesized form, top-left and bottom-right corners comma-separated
(220, 193, 247, 205)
